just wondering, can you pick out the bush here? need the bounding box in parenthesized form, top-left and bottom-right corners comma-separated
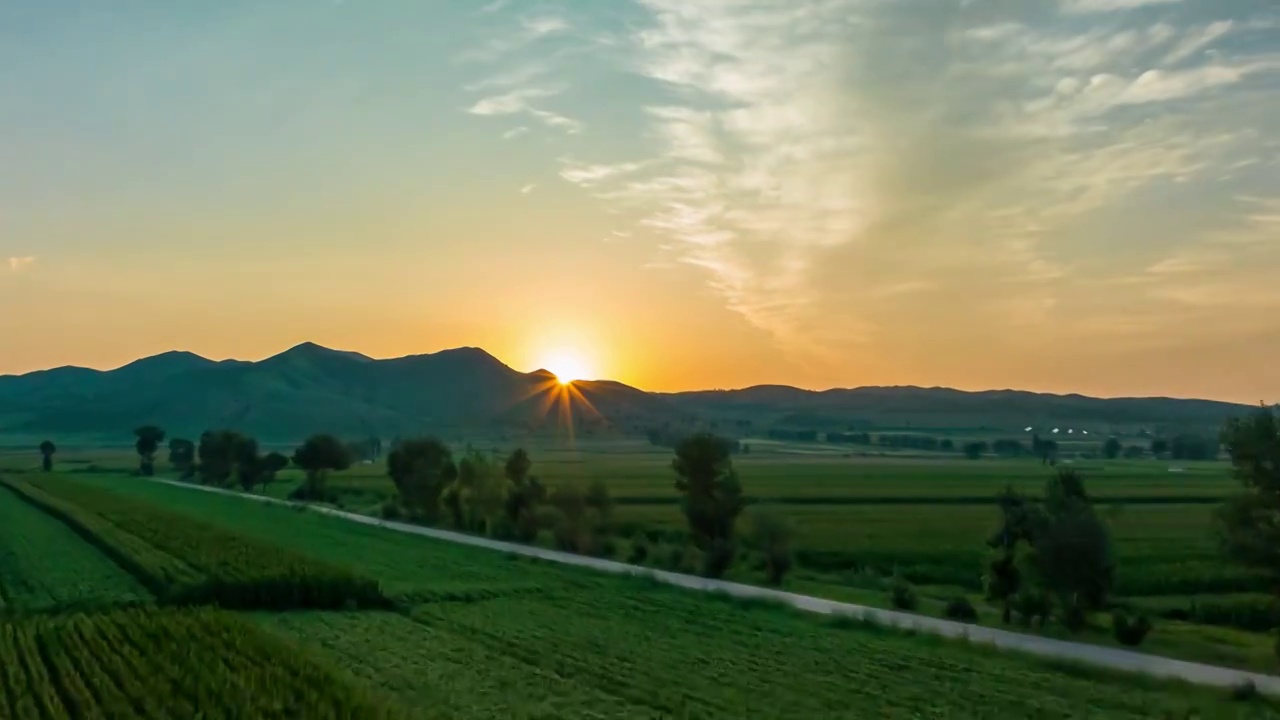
(1112, 611, 1152, 647)
(890, 577, 918, 611)
(702, 539, 736, 579)
(944, 596, 978, 622)
(627, 537, 650, 565)
(1013, 591, 1051, 628)
(1230, 681, 1258, 702)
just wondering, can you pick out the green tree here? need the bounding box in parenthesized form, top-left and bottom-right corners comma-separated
(168, 438, 196, 478)
(672, 433, 745, 578)
(503, 449, 545, 541)
(963, 441, 988, 460)
(259, 452, 290, 493)
(1102, 437, 1122, 460)
(387, 437, 456, 521)
(196, 430, 255, 487)
(38, 440, 56, 472)
(292, 434, 352, 500)
(749, 510, 794, 585)
(1215, 407, 1280, 602)
(235, 436, 263, 492)
(1031, 468, 1113, 631)
(1150, 438, 1170, 458)
(986, 485, 1038, 624)
(133, 425, 166, 476)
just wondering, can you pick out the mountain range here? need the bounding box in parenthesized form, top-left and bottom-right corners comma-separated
(0, 343, 1255, 443)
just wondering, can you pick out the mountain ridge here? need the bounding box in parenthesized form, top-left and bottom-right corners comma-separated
(0, 343, 1257, 441)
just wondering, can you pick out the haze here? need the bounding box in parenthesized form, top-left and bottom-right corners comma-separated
(1, 0, 1276, 403)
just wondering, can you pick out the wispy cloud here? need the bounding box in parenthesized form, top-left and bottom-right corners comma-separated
(6, 257, 35, 272)
(520, 184, 536, 194)
(1060, 0, 1183, 15)
(466, 86, 582, 134)
(470, 0, 1278, 373)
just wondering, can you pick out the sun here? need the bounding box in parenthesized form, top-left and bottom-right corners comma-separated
(540, 349, 593, 385)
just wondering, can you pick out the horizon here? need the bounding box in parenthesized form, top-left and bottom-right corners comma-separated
(1, 339, 1260, 406)
(2, 1, 1277, 404)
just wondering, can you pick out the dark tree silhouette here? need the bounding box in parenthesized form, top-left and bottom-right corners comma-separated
(38, 440, 56, 472)
(386, 437, 456, 520)
(168, 438, 196, 478)
(1216, 406, 1280, 635)
(133, 426, 167, 476)
(1102, 437, 1122, 460)
(292, 434, 352, 500)
(672, 433, 745, 578)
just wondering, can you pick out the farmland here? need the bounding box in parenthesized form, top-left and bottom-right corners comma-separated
(2, 441, 1280, 717)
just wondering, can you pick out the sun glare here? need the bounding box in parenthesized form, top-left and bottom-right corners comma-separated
(541, 349, 592, 385)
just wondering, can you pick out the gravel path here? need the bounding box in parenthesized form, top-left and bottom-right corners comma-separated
(149, 477, 1280, 695)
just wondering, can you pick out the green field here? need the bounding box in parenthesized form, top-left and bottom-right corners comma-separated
(1, 444, 1278, 717)
(0, 487, 148, 612)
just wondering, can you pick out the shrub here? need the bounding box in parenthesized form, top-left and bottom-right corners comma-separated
(1013, 591, 1051, 628)
(627, 537, 650, 565)
(702, 539, 736, 579)
(944, 596, 979, 622)
(890, 577, 918, 611)
(1230, 681, 1258, 702)
(379, 499, 403, 521)
(1112, 611, 1152, 647)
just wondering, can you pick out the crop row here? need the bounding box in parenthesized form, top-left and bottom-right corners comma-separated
(411, 587, 1225, 719)
(0, 608, 404, 719)
(71, 475, 591, 600)
(1, 477, 387, 610)
(0, 487, 148, 612)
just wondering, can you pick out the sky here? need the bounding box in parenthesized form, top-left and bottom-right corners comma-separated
(1, 0, 1277, 403)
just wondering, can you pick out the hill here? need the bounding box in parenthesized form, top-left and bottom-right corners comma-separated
(0, 344, 1255, 442)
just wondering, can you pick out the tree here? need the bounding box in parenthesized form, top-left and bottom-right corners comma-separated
(1031, 435, 1059, 465)
(1102, 437, 1122, 460)
(1030, 468, 1113, 631)
(986, 485, 1038, 624)
(749, 510, 794, 585)
(1150, 438, 1170, 458)
(963, 441, 988, 460)
(387, 437, 456, 521)
(133, 425, 167, 476)
(503, 449, 546, 541)
(38, 440, 56, 472)
(672, 433, 745, 578)
(1215, 407, 1280, 602)
(235, 436, 262, 492)
(1170, 433, 1218, 461)
(259, 452, 290, 493)
(168, 438, 196, 478)
(1123, 444, 1145, 459)
(196, 430, 255, 487)
(291, 434, 352, 500)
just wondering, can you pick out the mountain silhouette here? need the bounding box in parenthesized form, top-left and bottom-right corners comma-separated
(0, 344, 1253, 441)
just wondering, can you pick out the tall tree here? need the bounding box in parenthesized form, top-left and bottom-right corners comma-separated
(258, 452, 291, 493)
(749, 510, 794, 586)
(1216, 407, 1280, 604)
(386, 437, 456, 521)
(986, 486, 1038, 624)
(1150, 438, 1170, 458)
(672, 433, 745, 578)
(1102, 437, 1122, 460)
(503, 449, 545, 541)
(196, 430, 254, 486)
(38, 440, 56, 472)
(1032, 468, 1113, 630)
(133, 426, 166, 476)
(168, 438, 196, 478)
(292, 434, 352, 500)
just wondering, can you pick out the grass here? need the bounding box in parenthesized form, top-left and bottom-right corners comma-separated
(2, 475, 387, 610)
(0, 608, 405, 719)
(62, 468, 1280, 707)
(0, 486, 149, 612)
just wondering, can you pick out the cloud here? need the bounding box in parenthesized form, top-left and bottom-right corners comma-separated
(1060, 0, 1182, 14)
(466, 86, 582, 133)
(520, 184, 536, 194)
(469, 0, 1278, 374)
(6, 257, 35, 272)
(502, 126, 528, 140)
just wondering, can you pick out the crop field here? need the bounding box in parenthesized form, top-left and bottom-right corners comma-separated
(0, 609, 402, 719)
(2, 459, 1278, 717)
(310, 450, 1237, 505)
(1, 476, 387, 610)
(0, 487, 147, 612)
